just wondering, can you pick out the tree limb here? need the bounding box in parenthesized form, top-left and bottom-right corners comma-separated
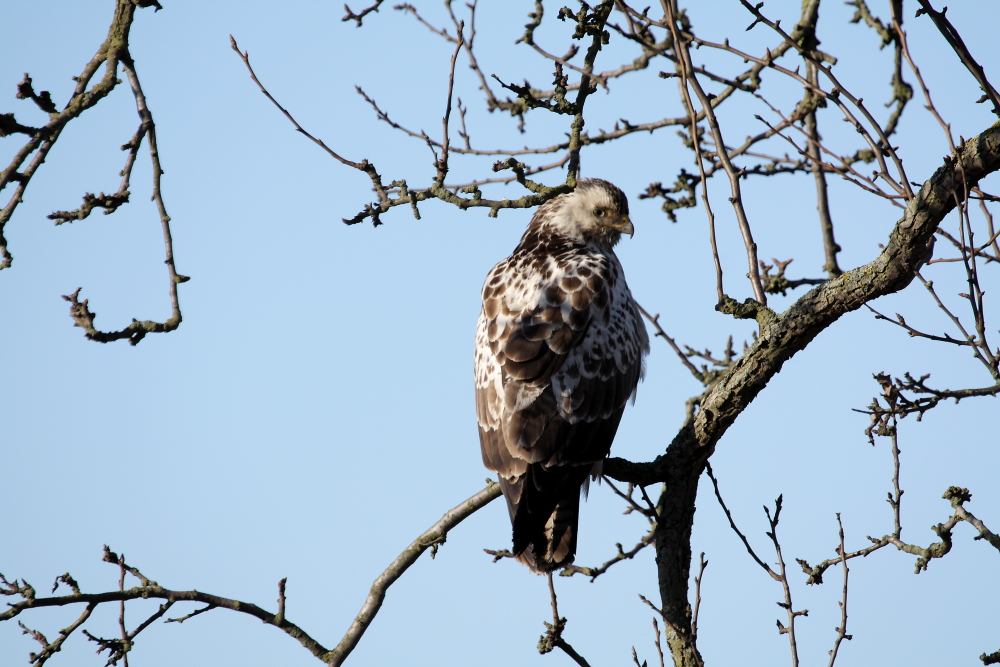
(603, 120, 1000, 667)
(325, 481, 501, 666)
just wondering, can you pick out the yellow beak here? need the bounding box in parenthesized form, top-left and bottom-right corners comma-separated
(607, 215, 634, 237)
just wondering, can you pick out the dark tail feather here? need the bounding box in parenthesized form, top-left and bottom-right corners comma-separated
(506, 464, 590, 573)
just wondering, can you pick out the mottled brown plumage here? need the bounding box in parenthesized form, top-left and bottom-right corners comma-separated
(474, 179, 649, 573)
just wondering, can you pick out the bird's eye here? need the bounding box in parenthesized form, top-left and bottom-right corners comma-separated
(593, 208, 606, 218)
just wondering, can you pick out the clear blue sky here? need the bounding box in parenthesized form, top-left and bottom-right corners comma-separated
(2, 2, 997, 666)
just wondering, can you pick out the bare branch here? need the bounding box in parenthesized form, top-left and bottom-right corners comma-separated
(3, 483, 500, 666)
(560, 529, 656, 581)
(759, 259, 826, 296)
(229, 36, 367, 171)
(691, 553, 707, 642)
(666, 1, 767, 305)
(914, 269, 997, 374)
(802, 402, 999, 591)
(326, 481, 500, 666)
(705, 463, 780, 581)
(342, 1, 385, 27)
(128, 601, 174, 640)
(764, 496, 806, 667)
(604, 477, 657, 520)
(1, 0, 164, 271)
(803, 62, 843, 278)
(915, 0, 1000, 117)
(826, 514, 853, 667)
(165, 604, 217, 624)
(661, 4, 724, 304)
(2, 573, 329, 662)
(537, 574, 592, 667)
(637, 303, 707, 382)
(740, 0, 913, 200)
(231, 34, 573, 225)
(932, 226, 1000, 265)
(652, 616, 666, 667)
(434, 21, 465, 186)
(21, 602, 95, 666)
(865, 305, 975, 348)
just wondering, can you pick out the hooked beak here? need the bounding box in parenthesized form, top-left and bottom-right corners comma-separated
(605, 214, 634, 238)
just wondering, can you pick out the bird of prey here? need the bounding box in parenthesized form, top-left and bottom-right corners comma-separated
(475, 179, 649, 573)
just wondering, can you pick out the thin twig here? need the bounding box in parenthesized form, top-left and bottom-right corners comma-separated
(342, 0, 385, 27)
(765, 496, 805, 667)
(560, 529, 656, 581)
(120, 56, 183, 337)
(652, 617, 666, 667)
(804, 62, 842, 277)
(692, 552, 707, 641)
(826, 514, 852, 667)
(915, 0, 1000, 117)
(539, 573, 591, 667)
(434, 21, 465, 186)
(666, 0, 767, 305)
(741, 0, 913, 200)
(230, 36, 366, 170)
(662, 0, 726, 304)
(548, 573, 559, 622)
(275, 578, 287, 626)
(932, 226, 1000, 265)
(705, 463, 780, 580)
(117, 553, 129, 667)
(165, 604, 217, 624)
(915, 269, 994, 371)
(637, 303, 705, 382)
(865, 304, 975, 347)
(605, 477, 657, 520)
(127, 601, 174, 641)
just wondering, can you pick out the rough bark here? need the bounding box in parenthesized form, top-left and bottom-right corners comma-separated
(603, 121, 1000, 666)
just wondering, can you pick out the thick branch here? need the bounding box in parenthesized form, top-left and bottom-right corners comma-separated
(604, 121, 1000, 667)
(605, 121, 1000, 487)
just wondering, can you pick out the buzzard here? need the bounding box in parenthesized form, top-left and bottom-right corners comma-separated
(475, 179, 649, 573)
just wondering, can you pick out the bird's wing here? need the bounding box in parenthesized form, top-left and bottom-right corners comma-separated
(476, 251, 645, 473)
(475, 252, 587, 478)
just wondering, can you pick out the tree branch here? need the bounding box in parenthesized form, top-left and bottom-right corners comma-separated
(915, 0, 1000, 117)
(602, 120, 1000, 667)
(2, 482, 501, 666)
(1, 0, 154, 270)
(325, 481, 500, 665)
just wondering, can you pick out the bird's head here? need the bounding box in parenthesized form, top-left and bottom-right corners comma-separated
(532, 179, 633, 246)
